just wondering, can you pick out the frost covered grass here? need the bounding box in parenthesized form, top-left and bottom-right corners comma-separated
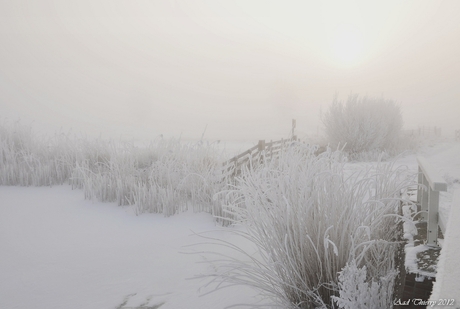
(71, 138, 231, 218)
(0, 121, 76, 186)
(199, 143, 415, 308)
(0, 120, 233, 221)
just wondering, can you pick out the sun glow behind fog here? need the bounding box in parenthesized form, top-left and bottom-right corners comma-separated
(331, 25, 364, 66)
(252, 1, 370, 69)
(1, 0, 459, 141)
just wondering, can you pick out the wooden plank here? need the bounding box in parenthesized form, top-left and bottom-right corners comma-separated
(238, 154, 252, 165)
(270, 145, 283, 152)
(251, 150, 261, 159)
(233, 149, 251, 161)
(226, 145, 258, 163)
(270, 139, 285, 147)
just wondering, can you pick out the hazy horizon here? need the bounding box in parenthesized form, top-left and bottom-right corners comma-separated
(1, 0, 460, 142)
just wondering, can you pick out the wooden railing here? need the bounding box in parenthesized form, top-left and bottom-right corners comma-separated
(223, 137, 298, 176)
(416, 156, 448, 246)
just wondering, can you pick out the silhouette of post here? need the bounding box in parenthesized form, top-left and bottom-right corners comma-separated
(292, 119, 296, 140)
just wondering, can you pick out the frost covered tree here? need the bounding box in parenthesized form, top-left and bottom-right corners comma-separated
(322, 94, 403, 155)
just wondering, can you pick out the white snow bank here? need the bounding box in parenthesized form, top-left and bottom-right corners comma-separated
(397, 142, 460, 239)
(430, 189, 460, 304)
(0, 186, 260, 309)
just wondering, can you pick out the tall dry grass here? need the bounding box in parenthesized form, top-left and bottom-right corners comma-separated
(0, 120, 233, 221)
(198, 142, 415, 308)
(0, 121, 77, 186)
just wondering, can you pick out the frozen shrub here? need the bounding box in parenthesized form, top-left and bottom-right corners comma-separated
(322, 94, 403, 157)
(200, 142, 414, 308)
(332, 260, 398, 309)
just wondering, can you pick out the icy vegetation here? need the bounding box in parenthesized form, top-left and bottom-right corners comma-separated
(0, 120, 234, 223)
(322, 94, 415, 160)
(200, 144, 415, 308)
(1, 120, 417, 308)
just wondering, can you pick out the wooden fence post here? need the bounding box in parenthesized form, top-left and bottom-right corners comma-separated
(258, 140, 265, 152)
(292, 119, 296, 140)
(270, 140, 273, 159)
(258, 140, 265, 165)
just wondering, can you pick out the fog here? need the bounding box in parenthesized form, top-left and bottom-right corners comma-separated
(1, 0, 460, 142)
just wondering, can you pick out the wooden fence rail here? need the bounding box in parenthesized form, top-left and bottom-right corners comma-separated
(416, 156, 448, 246)
(223, 137, 298, 176)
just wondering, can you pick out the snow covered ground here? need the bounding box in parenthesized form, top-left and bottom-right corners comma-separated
(1, 139, 460, 309)
(0, 186, 261, 309)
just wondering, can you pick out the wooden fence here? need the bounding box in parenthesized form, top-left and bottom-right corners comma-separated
(416, 156, 448, 246)
(223, 137, 298, 176)
(222, 119, 298, 176)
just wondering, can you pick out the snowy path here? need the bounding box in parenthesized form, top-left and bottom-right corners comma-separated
(430, 190, 460, 303)
(0, 186, 259, 309)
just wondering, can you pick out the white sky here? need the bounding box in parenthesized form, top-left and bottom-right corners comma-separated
(1, 0, 459, 141)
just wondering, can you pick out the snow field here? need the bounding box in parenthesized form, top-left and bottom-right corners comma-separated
(0, 186, 260, 309)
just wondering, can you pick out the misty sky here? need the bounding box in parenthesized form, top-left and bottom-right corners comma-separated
(1, 0, 459, 142)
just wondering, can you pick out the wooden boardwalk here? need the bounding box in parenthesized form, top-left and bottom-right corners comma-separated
(398, 157, 459, 307)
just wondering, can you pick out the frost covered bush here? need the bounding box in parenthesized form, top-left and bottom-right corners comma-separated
(332, 260, 398, 309)
(202, 143, 414, 308)
(322, 94, 404, 158)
